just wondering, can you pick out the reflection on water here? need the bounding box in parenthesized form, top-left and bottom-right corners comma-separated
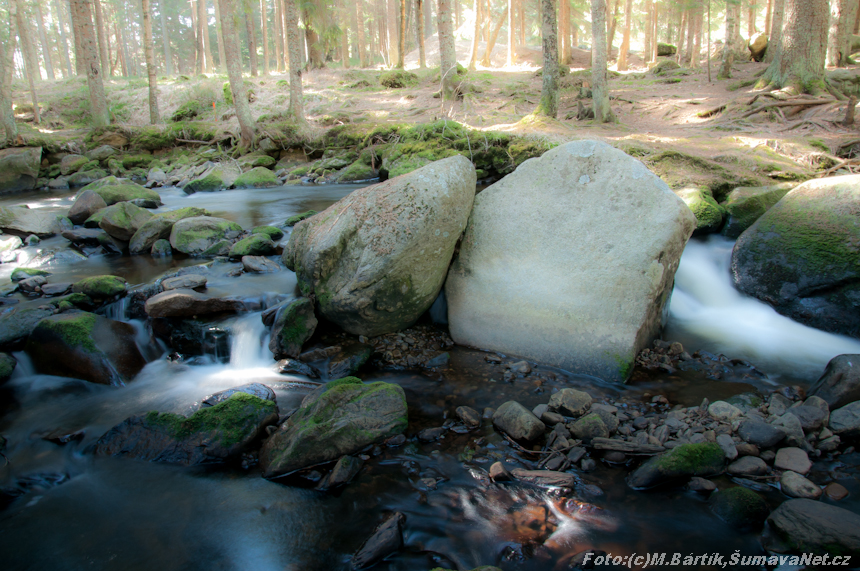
(666, 236, 860, 383)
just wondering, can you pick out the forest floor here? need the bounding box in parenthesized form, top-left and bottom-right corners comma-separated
(9, 41, 860, 181)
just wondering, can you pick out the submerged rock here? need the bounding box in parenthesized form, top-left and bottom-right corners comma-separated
(71, 275, 127, 299)
(183, 163, 241, 193)
(492, 401, 546, 442)
(445, 141, 696, 382)
(765, 499, 860, 557)
(233, 167, 279, 188)
(90, 392, 278, 465)
(201, 383, 276, 407)
(260, 377, 407, 478)
(25, 312, 146, 385)
(628, 442, 724, 489)
(268, 297, 317, 360)
(0, 147, 41, 193)
(169, 216, 243, 256)
(710, 487, 769, 528)
(0, 352, 17, 383)
(0, 306, 55, 350)
(229, 233, 276, 258)
(350, 512, 405, 570)
(283, 155, 476, 337)
(731, 175, 860, 337)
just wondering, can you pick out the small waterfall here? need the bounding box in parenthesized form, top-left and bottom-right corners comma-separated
(229, 312, 274, 369)
(666, 236, 860, 381)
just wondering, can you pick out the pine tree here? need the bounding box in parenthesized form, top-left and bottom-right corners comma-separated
(217, 0, 257, 145)
(142, 0, 159, 123)
(591, 0, 613, 122)
(437, 0, 458, 99)
(535, 0, 557, 116)
(70, 0, 110, 126)
(759, 0, 828, 94)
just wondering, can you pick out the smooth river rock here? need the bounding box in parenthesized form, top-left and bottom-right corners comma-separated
(445, 141, 696, 382)
(765, 499, 860, 557)
(169, 216, 243, 256)
(0, 147, 41, 193)
(283, 155, 476, 337)
(145, 289, 246, 318)
(809, 354, 860, 410)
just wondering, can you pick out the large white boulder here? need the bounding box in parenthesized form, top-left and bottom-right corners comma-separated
(445, 140, 696, 382)
(283, 155, 476, 337)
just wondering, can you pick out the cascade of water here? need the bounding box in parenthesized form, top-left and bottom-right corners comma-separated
(229, 312, 274, 369)
(666, 236, 860, 381)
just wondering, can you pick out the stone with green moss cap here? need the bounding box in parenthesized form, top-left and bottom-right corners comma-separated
(731, 175, 860, 336)
(170, 216, 243, 256)
(0, 147, 40, 193)
(268, 298, 318, 359)
(229, 233, 276, 258)
(10, 267, 50, 282)
(251, 226, 284, 240)
(628, 442, 725, 489)
(25, 311, 146, 385)
(129, 206, 211, 254)
(284, 210, 316, 226)
(183, 163, 241, 193)
(98, 201, 154, 241)
(259, 377, 407, 478)
(0, 353, 17, 383)
(675, 187, 726, 235)
(0, 306, 55, 350)
(78, 176, 162, 206)
(89, 392, 278, 465)
(710, 487, 769, 528)
(446, 141, 696, 383)
(72, 275, 127, 299)
(721, 182, 795, 238)
(233, 167, 279, 189)
(284, 155, 476, 337)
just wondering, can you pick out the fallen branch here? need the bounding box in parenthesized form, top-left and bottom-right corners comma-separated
(697, 104, 726, 118)
(820, 158, 860, 177)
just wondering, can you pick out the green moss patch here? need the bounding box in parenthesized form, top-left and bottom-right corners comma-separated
(72, 275, 127, 298)
(285, 211, 317, 226)
(38, 312, 98, 352)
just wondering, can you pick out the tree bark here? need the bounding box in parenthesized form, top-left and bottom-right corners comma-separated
(617, 0, 631, 70)
(355, 0, 367, 67)
(341, 1, 350, 68)
(468, 0, 481, 70)
(765, 0, 772, 36)
(483, 4, 507, 65)
(218, 0, 256, 145)
(828, 0, 859, 67)
(15, 0, 41, 124)
(142, 0, 159, 124)
(70, 0, 110, 126)
(764, 0, 784, 63)
(94, 0, 111, 76)
(388, 0, 399, 66)
(285, 0, 303, 120)
(506, 0, 515, 66)
(260, 0, 269, 73)
(691, 2, 702, 69)
(644, 0, 652, 64)
(398, 0, 406, 67)
(748, 0, 756, 37)
(536, 0, 557, 116)
(158, 0, 173, 75)
(559, 0, 570, 64)
(1, 1, 19, 142)
(677, 9, 687, 64)
(437, 0, 458, 99)
(417, 0, 426, 67)
(424, 0, 433, 38)
(607, 0, 619, 57)
(718, 0, 735, 79)
(244, 0, 258, 75)
(591, 0, 612, 122)
(54, 0, 74, 77)
(684, 5, 695, 64)
(35, 2, 56, 80)
(650, 1, 658, 62)
(761, 0, 828, 94)
(214, 0, 227, 69)
(273, 0, 283, 70)
(303, 8, 324, 69)
(203, 0, 215, 72)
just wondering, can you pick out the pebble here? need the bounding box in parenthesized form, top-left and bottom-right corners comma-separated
(727, 456, 769, 477)
(780, 471, 822, 500)
(603, 451, 626, 464)
(688, 476, 716, 493)
(774, 447, 812, 475)
(825, 482, 849, 500)
(580, 458, 596, 472)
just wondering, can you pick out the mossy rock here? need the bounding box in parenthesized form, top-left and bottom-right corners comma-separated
(628, 442, 725, 489)
(259, 378, 407, 478)
(657, 43, 678, 56)
(380, 70, 419, 88)
(79, 176, 163, 206)
(170, 100, 203, 122)
(652, 60, 681, 75)
(237, 153, 277, 169)
(121, 154, 155, 170)
(169, 216, 244, 256)
(676, 187, 726, 235)
(338, 160, 377, 182)
(0, 352, 17, 383)
(98, 201, 154, 241)
(268, 297, 318, 359)
(251, 226, 284, 240)
(711, 487, 769, 528)
(10, 267, 50, 282)
(228, 233, 276, 258)
(285, 210, 317, 226)
(722, 182, 796, 238)
(67, 169, 109, 187)
(84, 209, 107, 228)
(233, 167, 279, 189)
(72, 275, 127, 299)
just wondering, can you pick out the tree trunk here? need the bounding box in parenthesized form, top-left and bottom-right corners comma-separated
(425, 0, 433, 37)
(15, 0, 41, 124)
(70, 0, 110, 126)
(94, 0, 111, 77)
(559, 0, 570, 64)
(438, 0, 458, 99)
(650, 1, 658, 62)
(142, 0, 159, 124)
(748, 0, 756, 37)
(341, 1, 350, 68)
(284, 0, 303, 120)
(607, 0, 619, 56)
(765, 0, 772, 35)
(683, 5, 695, 64)
(828, 0, 859, 67)
(243, 1, 258, 76)
(691, 3, 702, 69)
(761, 0, 828, 94)
(196, 0, 207, 72)
(217, 0, 256, 145)
(273, 0, 283, 71)
(416, 0, 426, 67)
(644, 0, 652, 64)
(260, 0, 269, 73)
(591, 0, 612, 121)
(157, 1, 173, 75)
(355, 0, 367, 67)
(677, 9, 687, 63)
(398, 0, 406, 67)
(214, 0, 227, 69)
(855, 0, 860, 35)
(536, 0, 557, 116)
(483, 4, 507, 64)
(35, 2, 56, 81)
(617, 0, 631, 70)
(506, 0, 515, 65)
(518, 0, 524, 47)
(1, 1, 19, 142)
(718, 0, 735, 79)
(764, 0, 785, 63)
(203, 0, 215, 72)
(388, 0, 399, 66)
(54, 0, 74, 77)
(115, 22, 127, 76)
(303, 8, 325, 69)
(468, 0, 481, 70)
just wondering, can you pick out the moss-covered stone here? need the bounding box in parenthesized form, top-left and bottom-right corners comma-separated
(268, 297, 317, 359)
(0, 352, 17, 383)
(170, 100, 203, 122)
(711, 487, 769, 528)
(10, 267, 50, 282)
(121, 154, 155, 170)
(71, 275, 127, 298)
(36, 311, 98, 352)
(251, 225, 284, 240)
(228, 233, 276, 257)
(170, 216, 243, 256)
(152, 239, 173, 256)
(380, 70, 419, 88)
(79, 176, 163, 206)
(285, 210, 317, 226)
(98, 201, 154, 241)
(129, 207, 211, 254)
(259, 379, 407, 478)
(722, 183, 795, 238)
(676, 187, 726, 235)
(84, 209, 107, 228)
(337, 160, 376, 182)
(67, 169, 109, 187)
(628, 442, 725, 489)
(233, 167, 279, 189)
(237, 153, 277, 169)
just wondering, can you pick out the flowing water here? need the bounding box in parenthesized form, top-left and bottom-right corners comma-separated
(1, 185, 859, 570)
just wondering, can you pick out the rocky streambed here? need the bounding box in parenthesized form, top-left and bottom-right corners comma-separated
(1, 144, 860, 570)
